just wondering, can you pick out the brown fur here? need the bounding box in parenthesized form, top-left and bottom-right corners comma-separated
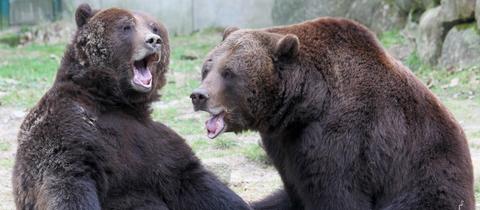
(13, 4, 251, 210)
(194, 18, 475, 210)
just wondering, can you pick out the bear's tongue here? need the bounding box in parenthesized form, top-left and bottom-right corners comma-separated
(133, 59, 152, 88)
(205, 112, 225, 139)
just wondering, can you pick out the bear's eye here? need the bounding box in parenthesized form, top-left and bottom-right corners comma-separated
(221, 68, 234, 79)
(152, 27, 159, 34)
(201, 68, 209, 79)
(123, 25, 132, 32)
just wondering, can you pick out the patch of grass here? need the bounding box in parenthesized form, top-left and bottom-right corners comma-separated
(241, 144, 271, 165)
(159, 30, 221, 103)
(455, 22, 480, 35)
(0, 43, 64, 107)
(414, 65, 479, 101)
(0, 29, 220, 108)
(0, 142, 10, 152)
(152, 107, 204, 136)
(470, 131, 480, 139)
(0, 33, 21, 47)
(0, 158, 13, 169)
(476, 180, 480, 204)
(213, 137, 238, 149)
(190, 139, 210, 152)
(169, 30, 221, 73)
(404, 50, 428, 72)
(161, 77, 200, 102)
(379, 30, 405, 49)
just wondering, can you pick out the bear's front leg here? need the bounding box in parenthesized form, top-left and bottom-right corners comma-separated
(251, 189, 304, 210)
(36, 176, 101, 210)
(164, 165, 251, 210)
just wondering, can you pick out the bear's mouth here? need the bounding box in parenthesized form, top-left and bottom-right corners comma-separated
(205, 111, 226, 139)
(131, 53, 158, 92)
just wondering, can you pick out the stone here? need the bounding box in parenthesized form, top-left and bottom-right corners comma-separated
(272, 0, 405, 33)
(439, 25, 480, 70)
(476, 0, 480, 29)
(272, 0, 308, 25)
(387, 42, 415, 62)
(346, 0, 405, 33)
(416, 6, 445, 65)
(395, 0, 429, 13)
(440, 0, 476, 22)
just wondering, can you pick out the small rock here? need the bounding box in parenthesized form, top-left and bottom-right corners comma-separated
(440, 0, 476, 22)
(395, 0, 432, 13)
(449, 78, 459, 87)
(387, 42, 414, 62)
(416, 6, 444, 65)
(476, 0, 480, 29)
(273, 0, 405, 33)
(439, 26, 480, 70)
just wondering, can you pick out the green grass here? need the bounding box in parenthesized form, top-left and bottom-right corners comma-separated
(0, 158, 13, 169)
(241, 144, 271, 165)
(379, 30, 405, 48)
(0, 33, 21, 47)
(0, 43, 64, 107)
(0, 142, 10, 152)
(213, 137, 238, 149)
(160, 30, 221, 102)
(0, 30, 221, 107)
(379, 30, 480, 104)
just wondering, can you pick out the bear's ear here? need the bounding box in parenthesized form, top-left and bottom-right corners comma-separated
(222, 26, 239, 41)
(75, 3, 95, 28)
(274, 34, 299, 60)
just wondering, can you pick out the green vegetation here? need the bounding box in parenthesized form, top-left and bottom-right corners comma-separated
(0, 43, 64, 107)
(454, 22, 480, 35)
(241, 144, 270, 165)
(0, 33, 20, 47)
(378, 29, 405, 48)
(213, 137, 238, 149)
(0, 158, 13, 169)
(379, 30, 480, 103)
(0, 142, 9, 152)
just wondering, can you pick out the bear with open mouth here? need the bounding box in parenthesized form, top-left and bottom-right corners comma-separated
(12, 4, 251, 210)
(191, 18, 474, 209)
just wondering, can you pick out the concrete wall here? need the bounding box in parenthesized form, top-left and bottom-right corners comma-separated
(69, 0, 275, 35)
(192, 0, 274, 31)
(9, 0, 56, 25)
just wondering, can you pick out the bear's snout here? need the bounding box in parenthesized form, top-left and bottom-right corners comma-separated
(145, 33, 162, 51)
(190, 88, 209, 111)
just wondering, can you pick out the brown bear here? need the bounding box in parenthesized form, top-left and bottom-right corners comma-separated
(191, 18, 475, 210)
(13, 4, 251, 210)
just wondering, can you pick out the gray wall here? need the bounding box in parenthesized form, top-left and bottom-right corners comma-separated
(70, 0, 274, 35)
(9, 0, 56, 25)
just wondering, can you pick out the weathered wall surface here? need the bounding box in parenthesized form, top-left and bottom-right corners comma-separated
(5, 0, 480, 70)
(68, 0, 274, 35)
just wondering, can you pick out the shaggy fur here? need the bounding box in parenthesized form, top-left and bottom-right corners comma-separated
(194, 18, 474, 210)
(13, 4, 250, 210)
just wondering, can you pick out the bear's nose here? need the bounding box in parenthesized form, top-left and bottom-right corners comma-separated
(190, 88, 209, 111)
(145, 33, 162, 51)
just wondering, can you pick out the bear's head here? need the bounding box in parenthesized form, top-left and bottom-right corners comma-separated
(191, 27, 300, 138)
(59, 4, 169, 105)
